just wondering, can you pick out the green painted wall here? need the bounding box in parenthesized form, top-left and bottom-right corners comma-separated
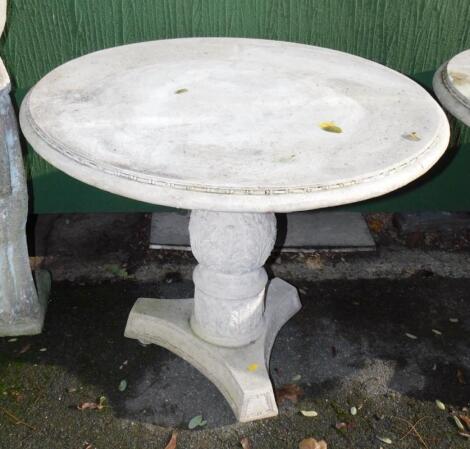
(1, 0, 470, 213)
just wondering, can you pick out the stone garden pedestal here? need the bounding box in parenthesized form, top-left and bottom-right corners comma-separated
(20, 38, 450, 421)
(0, 0, 49, 336)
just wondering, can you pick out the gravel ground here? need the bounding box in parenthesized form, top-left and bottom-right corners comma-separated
(0, 275, 469, 449)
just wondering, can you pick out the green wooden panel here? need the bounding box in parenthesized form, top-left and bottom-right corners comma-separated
(2, 0, 470, 212)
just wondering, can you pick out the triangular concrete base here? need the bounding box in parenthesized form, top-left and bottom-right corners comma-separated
(124, 278, 301, 422)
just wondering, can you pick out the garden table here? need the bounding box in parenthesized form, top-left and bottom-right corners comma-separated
(20, 38, 450, 422)
(433, 49, 470, 126)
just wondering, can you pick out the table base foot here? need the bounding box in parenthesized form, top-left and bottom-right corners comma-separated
(0, 270, 50, 337)
(124, 277, 301, 422)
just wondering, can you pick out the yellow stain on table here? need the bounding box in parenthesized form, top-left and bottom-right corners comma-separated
(319, 121, 343, 133)
(247, 363, 259, 372)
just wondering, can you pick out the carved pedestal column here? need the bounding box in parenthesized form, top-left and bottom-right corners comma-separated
(189, 210, 276, 347)
(125, 210, 301, 421)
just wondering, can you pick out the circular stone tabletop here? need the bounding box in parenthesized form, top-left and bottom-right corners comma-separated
(433, 49, 470, 127)
(20, 38, 450, 212)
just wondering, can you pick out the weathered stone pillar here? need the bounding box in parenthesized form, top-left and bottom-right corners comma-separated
(0, 0, 48, 335)
(189, 210, 276, 347)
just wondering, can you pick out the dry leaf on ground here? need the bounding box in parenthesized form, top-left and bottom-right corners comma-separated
(77, 402, 102, 411)
(77, 396, 106, 411)
(300, 410, 318, 417)
(454, 416, 465, 431)
(305, 254, 323, 270)
(240, 436, 252, 449)
(299, 437, 327, 449)
(459, 415, 470, 430)
(164, 432, 177, 449)
(276, 384, 303, 404)
(367, 217, 385, 233)
(18, 343, 31, 354)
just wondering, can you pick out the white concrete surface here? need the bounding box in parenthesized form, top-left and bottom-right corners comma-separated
(433, 49, 470, 126)
(20, 38, 450, 213)
(125, 278, 301, 422)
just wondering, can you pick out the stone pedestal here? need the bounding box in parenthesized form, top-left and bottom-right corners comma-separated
(0, 81, 49, 336)
(125, 210, 301, 421)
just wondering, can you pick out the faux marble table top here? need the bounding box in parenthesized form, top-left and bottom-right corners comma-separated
(20, 38, 450, 212)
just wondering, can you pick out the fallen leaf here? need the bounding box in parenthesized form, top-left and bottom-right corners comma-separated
(459, 415, 470, 430)
(240, 436, 252, 449)
(299, 437, 327, 449)
(276, 384, 303, 404)
(188, 414, 207, 429)
(335, 422, 347, 430)
(376, 436, 392, 445)
(77, 402, 102, 411)
(431, 329, 442, 336)
(77, 396, 106, 411)
(175, 88, 188, 94)
(457, 369, 466, 385)
(350, 406, 357, 416)
(449, 318, 459, 323)
(319, 121, 342, 133)
(29, 256, 45, 271)
(367, 217, 385, 233)
(39, 347, 47, 352)
(300, 410, 318, 417)
(459, 431, 470, 439)
(10, 391, 24, 402)
(18, 344, 31, 355)
(453, 416, 465, 431)
(405, 333, 418, 340)
(247, 363, 259, 372)
(104, 264, 130, 279)
(118, 379, 127, 392)
(292, 374, 302, 382)
(7, 338, 18, 343)
(403, 132, 421, 141)
(164, 431, 177, 449)
(305, 253, 323, 269)
(435, 399, 446, 410)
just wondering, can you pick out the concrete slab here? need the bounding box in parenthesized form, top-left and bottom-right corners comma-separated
(395, 212, 470, 234)
(150, 211, 376, 252)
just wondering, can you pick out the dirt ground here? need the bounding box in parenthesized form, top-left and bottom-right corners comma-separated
(1, 275, 469, 449)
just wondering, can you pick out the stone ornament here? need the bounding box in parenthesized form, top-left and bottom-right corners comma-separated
(433, 49, 470, 126)
(0, 0, 49, 336)
(19, 38, 450, 420)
